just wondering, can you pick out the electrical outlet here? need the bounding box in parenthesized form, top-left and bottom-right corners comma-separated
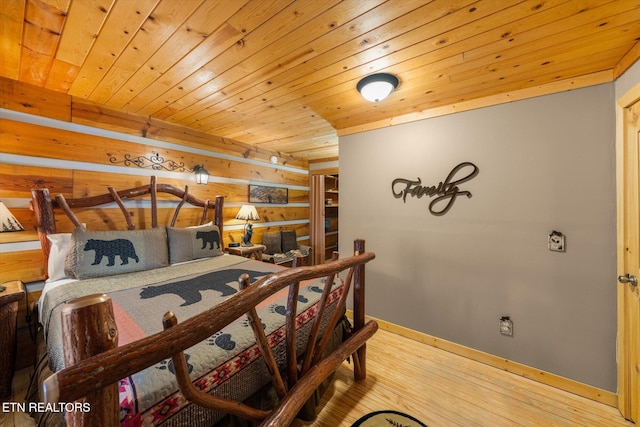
(499, 316, 513, 336)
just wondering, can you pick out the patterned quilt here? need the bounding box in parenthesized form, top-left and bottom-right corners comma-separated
(40, 255, 344, 426)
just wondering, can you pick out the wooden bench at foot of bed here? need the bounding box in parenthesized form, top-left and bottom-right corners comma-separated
(42, 241, 376, 427)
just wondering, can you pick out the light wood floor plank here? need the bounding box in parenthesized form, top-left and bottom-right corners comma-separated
(294, 329, 634, 427)
(6, 328, 632, 426)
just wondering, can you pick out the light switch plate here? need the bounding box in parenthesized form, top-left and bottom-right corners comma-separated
(548, 231, 565, 252)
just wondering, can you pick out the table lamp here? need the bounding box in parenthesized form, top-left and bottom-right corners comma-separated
(235, 205, 259, 246)
(0, 202, 24, 232)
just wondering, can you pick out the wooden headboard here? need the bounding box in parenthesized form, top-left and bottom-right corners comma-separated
(31, 176, 224, 278)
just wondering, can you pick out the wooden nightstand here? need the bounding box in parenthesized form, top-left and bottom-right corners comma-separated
(0, 280, 25, 400)
(226, 244, 266, 261)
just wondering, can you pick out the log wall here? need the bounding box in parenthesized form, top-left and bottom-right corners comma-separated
(0, 78, 311, 287)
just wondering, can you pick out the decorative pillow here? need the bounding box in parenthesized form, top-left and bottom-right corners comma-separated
(167, 225, 223, 264)
(46, 233, 72, 282)
(262, 232, 282, 255)
(281, 230, 298, 253)
(65, 227, 169, 279)
(187, 221, 213, 229)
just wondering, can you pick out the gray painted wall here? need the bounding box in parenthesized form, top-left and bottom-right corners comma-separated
(615, 59, 640, 99)
(339, 83, 618, 391)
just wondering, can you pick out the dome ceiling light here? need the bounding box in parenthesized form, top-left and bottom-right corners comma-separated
(356, 73, 399, 102)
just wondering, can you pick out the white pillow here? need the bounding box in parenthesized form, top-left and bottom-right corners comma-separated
(187, 221, 213, 229)
(46, 233, 72, 282)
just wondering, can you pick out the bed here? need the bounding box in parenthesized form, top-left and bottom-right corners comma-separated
(28, 177, 377, 426)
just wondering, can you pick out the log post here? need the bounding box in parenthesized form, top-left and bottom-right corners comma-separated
(31, 189, 56, 278)
(150, 176, 158, 228)
(353, 239, 367, 382)
(61, 294, 119, 426)
(214, 195, 224, 246)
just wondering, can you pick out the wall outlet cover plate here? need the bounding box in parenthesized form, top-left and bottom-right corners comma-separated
(500, 318, 513, 336)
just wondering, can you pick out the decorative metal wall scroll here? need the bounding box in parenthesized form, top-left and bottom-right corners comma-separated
(391, 162, 479, 216)
(109, 152, 192, 172)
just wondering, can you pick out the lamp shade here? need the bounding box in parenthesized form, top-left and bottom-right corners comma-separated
(194, 165, 209, 184)
(235, 205, 260, 221)
(357, 73, 399, 102)
(0, 202, 24, 232)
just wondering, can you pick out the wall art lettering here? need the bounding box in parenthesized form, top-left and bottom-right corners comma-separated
(391, 162, 479, 216)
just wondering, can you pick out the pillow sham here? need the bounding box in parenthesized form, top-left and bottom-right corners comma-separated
(167, 224, 223, 264)
(187, 221, 213, 229)
(281, 230, 298, 253)
(46, 233, 72, 282)
(65, 227, 169, 279)
(262, 232, 281, 255)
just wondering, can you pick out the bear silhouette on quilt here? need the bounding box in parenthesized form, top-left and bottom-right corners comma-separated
(139, 269, 268, 306)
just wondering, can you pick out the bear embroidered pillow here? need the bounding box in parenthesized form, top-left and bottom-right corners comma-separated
(166, 224, 223, 264)
(65, 227, 169, 279)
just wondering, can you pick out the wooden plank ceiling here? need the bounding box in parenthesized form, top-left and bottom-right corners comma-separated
(1, 0, 639, 161)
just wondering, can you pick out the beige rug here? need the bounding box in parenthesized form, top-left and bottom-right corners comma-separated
(351, 410, 427, 427)
(0, 406, 36, 427)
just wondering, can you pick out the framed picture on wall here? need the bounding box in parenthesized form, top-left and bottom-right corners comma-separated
(249, 185, 288, 204)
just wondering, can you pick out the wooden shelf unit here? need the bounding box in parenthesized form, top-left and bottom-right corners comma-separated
(324, 175, 339, 261)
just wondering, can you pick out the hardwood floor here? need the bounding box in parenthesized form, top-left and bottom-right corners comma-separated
(1, 367, 35, 426)
(4, 329, 633, 426)
(294, 328, 634, 427)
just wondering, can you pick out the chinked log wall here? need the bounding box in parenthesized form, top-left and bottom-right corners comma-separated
(0, 77, 311, 286)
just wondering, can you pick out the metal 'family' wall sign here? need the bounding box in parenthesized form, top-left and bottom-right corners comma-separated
(391, 162, 479, 216)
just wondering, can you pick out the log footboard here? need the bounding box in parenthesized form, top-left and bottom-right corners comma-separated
(41, 240, 376, 426)
(260, 320, 378, 427)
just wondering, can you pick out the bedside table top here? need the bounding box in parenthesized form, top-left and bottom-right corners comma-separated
(227, 244, 266, 255)
(0, 280, 25, 305)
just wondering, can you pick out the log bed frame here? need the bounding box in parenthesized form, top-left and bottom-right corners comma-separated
(30, 177, 377, 426)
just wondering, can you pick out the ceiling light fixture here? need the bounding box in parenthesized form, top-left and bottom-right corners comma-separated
(357, 73, 399, 102)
